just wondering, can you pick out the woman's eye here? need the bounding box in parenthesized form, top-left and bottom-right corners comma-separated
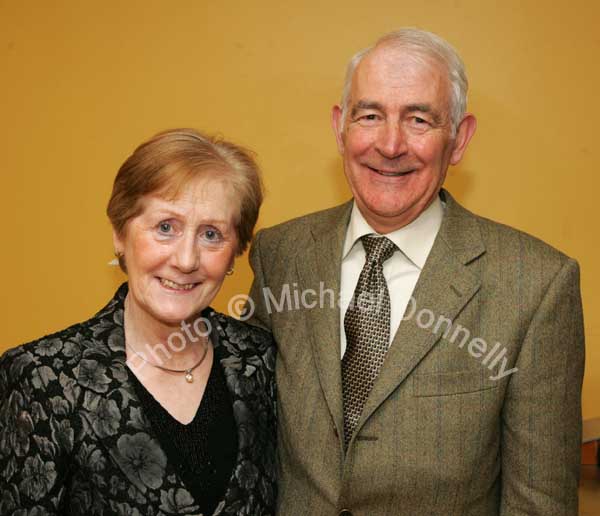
(158, 222, 172, 234)
(203, 228, 223, 242)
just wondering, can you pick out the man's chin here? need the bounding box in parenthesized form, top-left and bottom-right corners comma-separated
(355, 200, 418, 232)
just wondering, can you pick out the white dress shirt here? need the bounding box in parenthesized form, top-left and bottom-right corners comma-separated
(340, 197, 444, 358)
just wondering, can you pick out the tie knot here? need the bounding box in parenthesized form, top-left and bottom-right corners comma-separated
(361, 235, 396, 264)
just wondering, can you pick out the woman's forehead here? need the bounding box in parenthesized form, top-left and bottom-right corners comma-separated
(137, 179, 238, 221)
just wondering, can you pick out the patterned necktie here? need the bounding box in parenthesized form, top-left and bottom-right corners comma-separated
(342, 235, 397, 449)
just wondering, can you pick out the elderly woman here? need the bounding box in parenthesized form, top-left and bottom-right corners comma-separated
(0, 129, 276, 515)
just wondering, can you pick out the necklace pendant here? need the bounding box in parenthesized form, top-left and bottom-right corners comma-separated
(185, 370, 193, 383)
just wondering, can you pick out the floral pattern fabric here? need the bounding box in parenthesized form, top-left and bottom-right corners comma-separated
(0, 283, 277, 515)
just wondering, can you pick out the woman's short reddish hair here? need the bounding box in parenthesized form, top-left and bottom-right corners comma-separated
(107, 128, 263, 271)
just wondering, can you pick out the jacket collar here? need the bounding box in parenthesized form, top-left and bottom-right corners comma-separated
(304, 189, 486, 266)
(342, 195, 445, 269)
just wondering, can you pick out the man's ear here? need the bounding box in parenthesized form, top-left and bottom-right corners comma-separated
(331, 105, 346, 155)
(450, 113, 477, 165)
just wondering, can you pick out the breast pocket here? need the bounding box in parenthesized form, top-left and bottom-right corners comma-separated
(412, 370, 498, 397)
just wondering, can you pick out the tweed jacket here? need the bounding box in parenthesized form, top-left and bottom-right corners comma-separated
(0, 283, 277, 515)
(247, 189, 585, 516)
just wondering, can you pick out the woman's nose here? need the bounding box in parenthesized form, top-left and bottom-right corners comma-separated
(173, 234, 200, 273)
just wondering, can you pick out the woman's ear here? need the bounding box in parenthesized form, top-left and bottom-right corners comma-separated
(112, 228, 124, 256)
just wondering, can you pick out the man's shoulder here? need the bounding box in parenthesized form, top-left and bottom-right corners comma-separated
(446, 193, 575, 268)
(260, 202, 350, 236)
(253, 202, 351, 252)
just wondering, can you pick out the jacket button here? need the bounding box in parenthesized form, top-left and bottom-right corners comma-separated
(339, 510, 352, 516)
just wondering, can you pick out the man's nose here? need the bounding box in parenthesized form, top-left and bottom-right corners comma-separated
(173, 233, 200, 273)
(377, 121, 408, 158)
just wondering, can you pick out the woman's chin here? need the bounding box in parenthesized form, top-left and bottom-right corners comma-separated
(148, 307, 196, 329)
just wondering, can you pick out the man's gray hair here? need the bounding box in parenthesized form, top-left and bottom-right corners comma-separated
(340, 28, 469, 134)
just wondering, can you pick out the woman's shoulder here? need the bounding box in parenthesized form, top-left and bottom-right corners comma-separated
(0, 320, 91, 392)
(208, 309, 274, 356)
(210, 310, 272, 340)
(0, 286, 126, 388)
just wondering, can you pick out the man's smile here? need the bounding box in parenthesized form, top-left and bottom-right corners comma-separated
(365, 165, 416, 177)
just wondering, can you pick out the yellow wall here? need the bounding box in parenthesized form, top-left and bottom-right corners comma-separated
(1, 1, 598, 418)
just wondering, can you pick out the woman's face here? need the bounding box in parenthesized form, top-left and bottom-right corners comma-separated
(113, 177, 238, 329)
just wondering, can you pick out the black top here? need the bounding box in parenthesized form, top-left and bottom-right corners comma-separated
(130, 351, 238, 516)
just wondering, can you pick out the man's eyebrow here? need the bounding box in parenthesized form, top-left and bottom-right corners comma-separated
(350, 101, 444, 125)
(406, 103, 432, 113)
(350, 100, 384, 118)
(405, 104, 442, 124)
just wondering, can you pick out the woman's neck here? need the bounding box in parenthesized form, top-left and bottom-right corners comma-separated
(123, 294, 208, 370)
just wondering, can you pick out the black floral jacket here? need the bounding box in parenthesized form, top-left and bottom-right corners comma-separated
(0, 284, 277, 515)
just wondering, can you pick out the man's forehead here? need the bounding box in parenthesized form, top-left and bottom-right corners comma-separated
(356, 44, 444, 83)
(349, 46, 450, 107)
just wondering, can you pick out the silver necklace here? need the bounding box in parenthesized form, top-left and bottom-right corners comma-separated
(127, 338, 208, 383)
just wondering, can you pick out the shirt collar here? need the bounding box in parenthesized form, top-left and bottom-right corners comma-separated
(342, 195, 444, 269)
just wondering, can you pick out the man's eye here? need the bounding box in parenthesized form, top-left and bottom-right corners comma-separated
(414, 117, 428, 124)
(354, 113, 382, 126)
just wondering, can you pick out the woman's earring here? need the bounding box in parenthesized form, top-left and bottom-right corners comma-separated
(226, 267, 234, 276)
(109, 250, 124, 267)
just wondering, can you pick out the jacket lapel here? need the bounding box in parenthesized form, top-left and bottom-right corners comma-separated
(355, 191, 486, 433)
(210, 311, 277, 513)
(74, 289, 181, 500)
(209, 316, 253, 508)
(296, 201, 353, 435)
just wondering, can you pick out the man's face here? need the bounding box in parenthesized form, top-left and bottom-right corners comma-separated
(332, 45, 475, 233)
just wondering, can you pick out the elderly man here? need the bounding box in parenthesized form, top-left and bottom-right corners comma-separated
(248, 28, 584, 515)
